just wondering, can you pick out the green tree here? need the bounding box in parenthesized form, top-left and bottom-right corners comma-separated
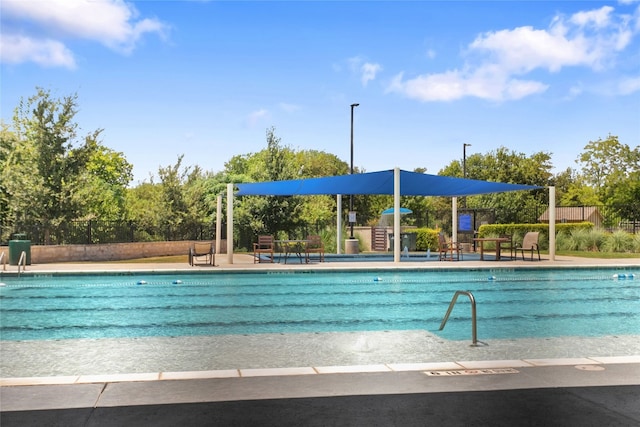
(439, 147, 552, 223)
(576, 135, 640, 219)
(234, 127, 304, 237)
(1, 88, 132, 242)
(70, 133, 133, 220)
(125, 182, 164, 241)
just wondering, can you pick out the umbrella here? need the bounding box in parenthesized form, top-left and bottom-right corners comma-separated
(381, 207, 412, 215)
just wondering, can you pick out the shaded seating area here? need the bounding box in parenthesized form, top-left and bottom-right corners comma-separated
(516, 232, 541, 261)
(438, 233, 462, 261)
(253, 235, 275, 263)
(189, 242, 215, 266)
(305, 235, 325, 263)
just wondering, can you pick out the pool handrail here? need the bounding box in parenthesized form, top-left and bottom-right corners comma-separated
(0, 251, 5, 271)
(439, 290, 478, 346)
(17, 250, 27, 275)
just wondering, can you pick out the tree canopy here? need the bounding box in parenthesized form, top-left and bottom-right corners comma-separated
(2, 87, 637, 246)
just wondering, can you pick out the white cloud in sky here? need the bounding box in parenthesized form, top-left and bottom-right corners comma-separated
(246, 109, 269, 128)
(388, 5, 639, 102)
(279, 103, 301, 113)
(1, 34, 76, 68)
(361, 62, 382, 86)
(348, 56, 382, 86)
(617, 75, 640, 94)
(0, 0, 169, 68)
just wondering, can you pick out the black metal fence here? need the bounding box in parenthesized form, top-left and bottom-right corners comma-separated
(2, 204, 638, 246)
(425, 204, 640, 236)
(1, 220, 220, 245)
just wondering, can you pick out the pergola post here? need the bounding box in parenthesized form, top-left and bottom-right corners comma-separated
(336, 194, 342, 254)
(226, 183, 233, 264)
(549, 186, 556, 261)
(394, 167, 401, 263)
(216, 194, 222, 255)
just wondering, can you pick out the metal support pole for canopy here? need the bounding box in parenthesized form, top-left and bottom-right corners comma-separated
(226, 183, 234, 264)
(452, 197, 458, 245)
(349, 103, 359, 239)
(216, 194, 222, 255)
(394, 167, 401, 263)
(549, 186, 556, 261)
(336, 194, 342, 254)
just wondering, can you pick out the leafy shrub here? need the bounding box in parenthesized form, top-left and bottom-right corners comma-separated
(415, 228, 439, 251)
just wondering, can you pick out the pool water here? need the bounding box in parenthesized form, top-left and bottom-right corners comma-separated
(1, 269, 638, 341)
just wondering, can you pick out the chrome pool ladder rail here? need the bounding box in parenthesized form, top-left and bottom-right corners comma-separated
(0, 251, 5, 271)
(439, 290, 478, 346)
(17, 250, 27, 276)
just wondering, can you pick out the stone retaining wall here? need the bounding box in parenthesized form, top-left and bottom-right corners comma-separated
(28, 241, 226, 263)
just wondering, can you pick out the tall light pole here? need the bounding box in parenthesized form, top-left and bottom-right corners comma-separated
(349, 103, 359, 239)
(463, 143, 471, 209)
(463, 143, 472, 179)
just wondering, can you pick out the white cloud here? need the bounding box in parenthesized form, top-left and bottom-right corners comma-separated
(246, 109, 269, 128)
(361, 62, 382, 86)
(617, 75, 640, 94)
(0, 0, 169, 67)
(0, 34, 76, 68)
(347, 56, 382, 86)
(570, 5, 614, 28)
(388, 5, 638, 102)
(279, 103, 301, 113)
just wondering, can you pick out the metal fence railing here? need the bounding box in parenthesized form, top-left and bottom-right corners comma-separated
(2, 204, 638, 246)
(1, 220, 220, 246)
(425, 204, 639, 236)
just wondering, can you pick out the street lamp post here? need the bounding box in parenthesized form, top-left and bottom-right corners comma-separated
(463, 143, 471, 179)
(463, 143, 471, 209)
(349, 103, 359, 239)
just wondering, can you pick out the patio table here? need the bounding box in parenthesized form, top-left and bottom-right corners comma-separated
(275, 240, 309, 264)
(473, 237, 510, 261)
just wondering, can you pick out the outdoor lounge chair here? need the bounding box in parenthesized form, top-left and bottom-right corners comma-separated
(189, 242, 215, 266)
(516, 232, 541, 261)
(305, 235, 325, 263)
(438, 232, 462, 261)
(253, 235, 275, 263)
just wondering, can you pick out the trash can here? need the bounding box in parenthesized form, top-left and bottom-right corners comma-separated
(9, 233, 31, 265)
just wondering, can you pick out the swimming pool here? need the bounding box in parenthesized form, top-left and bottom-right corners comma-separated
(1, 268, 638, 342)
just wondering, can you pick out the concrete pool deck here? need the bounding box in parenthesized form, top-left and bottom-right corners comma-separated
(1, 254, 639, 425)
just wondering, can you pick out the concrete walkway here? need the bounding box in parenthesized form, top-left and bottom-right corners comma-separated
(2, 363, 639, 426)
(1, 254, 639, 426)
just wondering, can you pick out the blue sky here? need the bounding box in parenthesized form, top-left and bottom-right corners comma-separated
(2, 1, 639, 184)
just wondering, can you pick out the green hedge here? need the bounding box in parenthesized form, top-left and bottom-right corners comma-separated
(413, 228, 440, 251)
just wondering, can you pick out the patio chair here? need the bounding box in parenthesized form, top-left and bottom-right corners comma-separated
(516, 232, 541, 261)
(499, 234, 515, 260)
(438, 232, 462, 261)
(253, 235, 275, 263)
(305, 235, 325, 263)
(189, 242, 215, 266)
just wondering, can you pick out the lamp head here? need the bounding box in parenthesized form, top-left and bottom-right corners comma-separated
(351, 103, 359, 107)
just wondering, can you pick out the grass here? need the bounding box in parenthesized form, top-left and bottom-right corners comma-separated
(554, 251, 640, 259)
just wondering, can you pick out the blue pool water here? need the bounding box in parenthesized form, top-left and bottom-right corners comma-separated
(1, 268, 638, 342)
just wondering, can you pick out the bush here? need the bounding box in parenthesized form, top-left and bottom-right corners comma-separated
(414, 227, 439, 251)
(603, 230, 634, 253)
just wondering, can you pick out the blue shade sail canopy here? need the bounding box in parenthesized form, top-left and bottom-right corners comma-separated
(235, 169, 542, 196)
(381, 207, 412, 215)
